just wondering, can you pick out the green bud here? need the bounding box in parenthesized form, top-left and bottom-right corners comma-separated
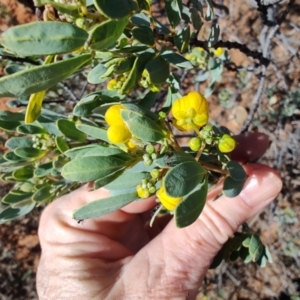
(150, 169, 160, 179)
(146, 144, 155, 154)
(143, 154, 150, 161)
(158, 111, 167, 119)
(148, 186, 156, 194)
(151, 153, 157, 160)
(144, 159, 152, 166)
(189, 137, 202, 151)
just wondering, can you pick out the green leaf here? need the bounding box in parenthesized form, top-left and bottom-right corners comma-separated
(145, 55, 170, 85)
(114, 56, 136, 74)
(89, 18, 128, 50)
(161, 51, 193, 69)
(175, 180, 208, 228)
(0, 110, 25, 121)
(0, 53, 92, 97)
(190, 7, 202, 30)
(248, 234, 264, 262)
(223, 176, 246, 198)
(155, 152, 195, 168)
(132, 26, 155, 46)
(120, 51, 155, 94)
(3, 152, 26, 162)
(2, 191, 33, 204)
(56, 119, 86, 142)
(61, 156, 128, 182)
(76, 124, 109, 142)
(0, 21, 88, 56)
(55, 136, 70, 153)
(5, 137, 33, 150)
(0, 202, 35, 223)
(121, 110, 165, 142)
(93, 0, 137, 19)
(123, 103, 158, 120)
(207, 23, 220, 47)
(73, 192, 137, 220)
(164, 161, 206, 197)
(74, 91, 122, 117)
(32, 185, 53, 202)
(34, 161, 54, 177)
(226, 161, 247, 181)
(205, 0, 214, 21)
(87, 63, 108, 84)
(164, 0, 183, 28)
(174, 26, 190, 53)
(12, 165, 34, 180)
(105, 171, 150, 190)
(138, 91, 158, 110)
(14, 147, 46, 159)
(17, 124, 47, 135)
(93, 168, 125, 189)
(0, 120, 22, 131)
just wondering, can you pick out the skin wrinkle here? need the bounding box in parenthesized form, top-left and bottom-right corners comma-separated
(199, 202, 237, 245)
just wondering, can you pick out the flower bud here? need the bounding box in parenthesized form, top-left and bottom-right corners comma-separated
(145, 144, 155, 154)
(189, 137, 202, 151)
(218, 134, 236, 153)
(150, 169, 160, 179)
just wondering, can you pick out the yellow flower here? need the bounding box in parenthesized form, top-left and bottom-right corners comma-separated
(218, 134, 236, 153)
(156, 186, 183, 211)
(136, 185, 150, 199)
(107, 123, 131, 144)
(105, 104, 125, 126)
(214, 47, 224, 57)
(105, 104, 132, 144)
(171, 91, 209, 131)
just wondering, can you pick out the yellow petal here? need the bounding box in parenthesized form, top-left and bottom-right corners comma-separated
(156, 186, 183, 210)
(104, 104, 125, 126)
(107, 123, 131, 144)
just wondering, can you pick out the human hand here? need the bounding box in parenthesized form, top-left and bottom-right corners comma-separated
(37, 134, 282, 300)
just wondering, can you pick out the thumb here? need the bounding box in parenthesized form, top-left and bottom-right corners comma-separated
(130, 164, 282, 298)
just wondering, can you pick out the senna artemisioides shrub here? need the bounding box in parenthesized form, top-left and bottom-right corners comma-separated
(0, 0, 271, 267)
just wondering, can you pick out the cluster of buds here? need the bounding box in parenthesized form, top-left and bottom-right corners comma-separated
(136, 178, 157, 199)
(142, 144, 157, 166)
(139, 70, 160, 92)
(185, 47, 209, 69)
(32, 134, 55, 150)
(107, 75, 127, 91)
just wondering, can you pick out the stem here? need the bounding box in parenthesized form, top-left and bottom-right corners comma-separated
(201, 162, 228, 175)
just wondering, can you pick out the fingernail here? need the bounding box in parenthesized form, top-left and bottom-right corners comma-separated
(240, 170, 282, 208)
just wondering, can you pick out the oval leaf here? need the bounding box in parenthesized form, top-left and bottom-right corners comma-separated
(0, 53, 92, 97)
(73, 192, 137, 220)
(132, 26, 155, 46)
(94, 0, 137, 19)
(121, 110, 165, 142)
(14, 147, 45, 159)
(226, 161, 247, 181)
(89, 18, 128, 50)
(0, 202, 35, 223)
(57, 119, 86, 142)
(175, 179, 208, 228)
(223, 176, 246, 198)
(145, 55, 170, 85)
(164, 161, 206, 197)
(1, 21, 88, 56)
(61, 156, 128, 182)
